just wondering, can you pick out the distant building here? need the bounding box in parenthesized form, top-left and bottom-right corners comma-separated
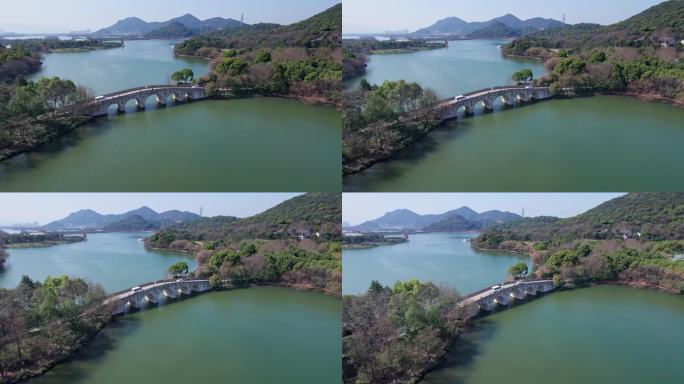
(394, 37, 411, 43)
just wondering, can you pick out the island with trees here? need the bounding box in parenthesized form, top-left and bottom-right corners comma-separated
(0, 38, 123, 161)
(502, 0, 684, 105)
(474, 193, 684, 293)
(0, 275, 110, 382)
(343, 79, 440, 175)
(0, 232, 86, 249)
(342, 233, 408, 249)
(173, 4, 342, 105)
(343, 279, 465, 384)
(145, 193, 342, 295)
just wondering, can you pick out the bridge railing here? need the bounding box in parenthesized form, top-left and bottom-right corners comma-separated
(436, 86, 549, 105)
(458, 278, 553, 302)
(105, 279, 211, 300)
(100, 84, 196, 98)
(105, 278, 176, 299)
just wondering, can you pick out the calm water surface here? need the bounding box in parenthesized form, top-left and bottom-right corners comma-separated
(345, 39, 544, 96)
(0, 232, 195, 292)
(343, 39, 684, 191)
(343, 232, 528, 295)
(27, 40, 209, 95)
(6, 39, 341, 191)
(344, 95, 684, 191)
(28, 287, 341, 384)
(0, 98, 340, 191)
(423, 285, 684, 384)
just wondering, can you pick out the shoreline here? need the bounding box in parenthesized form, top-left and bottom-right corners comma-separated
(342, 90, 684, 178)
(8, 282, 339, 383)
(0, 91, 338, 164)
(398, 279, 680, 383)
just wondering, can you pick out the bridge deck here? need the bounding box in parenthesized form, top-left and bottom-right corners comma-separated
(459, 279, 554, 306)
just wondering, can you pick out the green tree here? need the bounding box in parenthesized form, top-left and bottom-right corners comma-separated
(215, 57, 249, 76)
(255, 50, 271, 63)
(358, 79, 372, 92)
(209, 274, 221, 287)
(589, 50, 607, 63)
(167, 261, 189, 276)
(555, 57, 586, 75)
(508, 262, 529, 279)
(368, 280, 383, 295)
(171, 68, 194, 84)
(512, 69, 534, 85)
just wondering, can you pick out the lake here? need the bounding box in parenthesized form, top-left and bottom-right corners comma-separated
(2, 39, 341, 192)
(423, 285, 684, 384)
(0, 231, 341, 383)
(0, 232, 195, 292)
(28, 287, 341, 384)
(343, 232, 529, 295)
(343, 39, 684, 192)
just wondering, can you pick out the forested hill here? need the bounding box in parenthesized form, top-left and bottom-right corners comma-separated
(175, 4, 341, 104)
(506, 0, 684, 50)
(476, 193, 684, 248)
(147, 193, 341, 247)
(175, 3, 341, 54)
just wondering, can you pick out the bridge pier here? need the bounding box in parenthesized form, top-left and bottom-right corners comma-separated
(482, 97, 495, 113)
(163, 288, 177, 299)
(510, 287, 527, 300)
(128, 296, 142, 310)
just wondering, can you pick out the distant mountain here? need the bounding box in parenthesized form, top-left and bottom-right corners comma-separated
(351, 207, 521, 232)
(412, 13, 564, 38)
(92, 14, 245, 38)
(144, 22, 196, 38)
(102, 214, 160, 232)
(466, 22, 522, 39)
(43, 207, 200, 231)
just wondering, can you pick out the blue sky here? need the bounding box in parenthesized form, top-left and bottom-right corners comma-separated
(344, 0, 664, 33)
(343, 193, 625, 225)
(1, 0, 339, 33)
(0, 193, 301, 225)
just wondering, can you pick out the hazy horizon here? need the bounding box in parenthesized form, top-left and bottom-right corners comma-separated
(343, 0, 663, 34)
(343, 193, 625, 226)
(1, 0, 339, 34)
(0, 193, 301, 226)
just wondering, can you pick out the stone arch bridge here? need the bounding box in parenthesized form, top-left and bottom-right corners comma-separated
(104, 279, 212, 316)
(433, 86, 552, 121)
(459, 279, 555, 313)
(86, 84, 208, 117)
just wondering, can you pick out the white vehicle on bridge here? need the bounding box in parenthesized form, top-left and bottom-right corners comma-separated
(491, 285, 501, 291)
(131, 286, 141, 292)
(95, 96, 104, 100)
(454, 95, 465, 101)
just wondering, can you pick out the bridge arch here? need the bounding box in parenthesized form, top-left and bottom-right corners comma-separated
(143, 93, 167, 106)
